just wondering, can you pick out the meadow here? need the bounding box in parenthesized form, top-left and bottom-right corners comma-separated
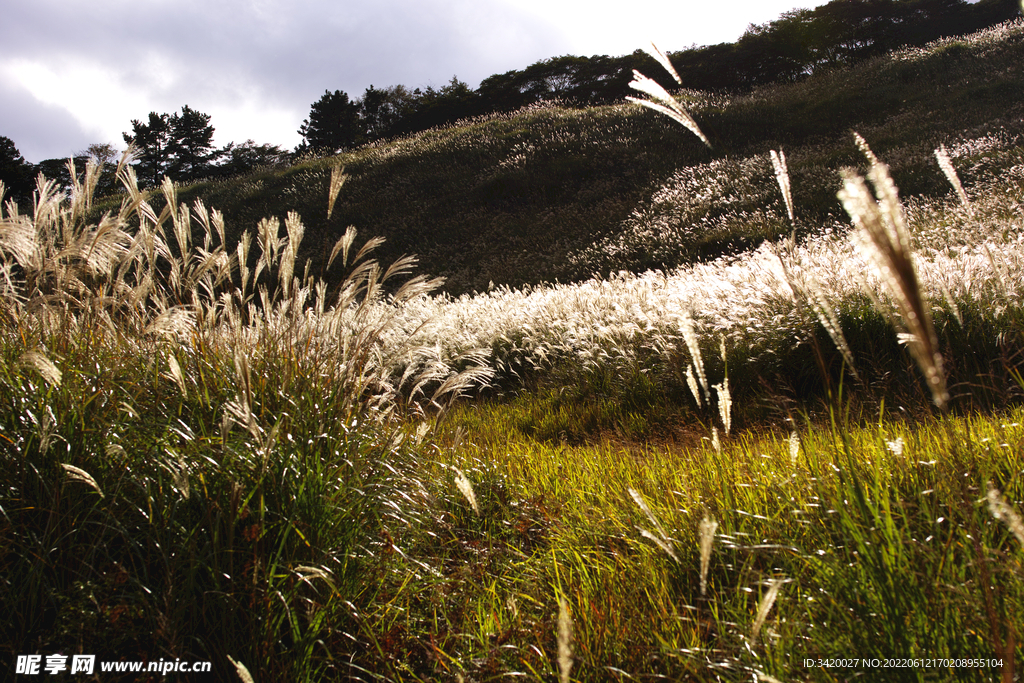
(3, 17, 1024, 683)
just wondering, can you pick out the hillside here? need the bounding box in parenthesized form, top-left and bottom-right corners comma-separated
(156, 19, 1024, 297)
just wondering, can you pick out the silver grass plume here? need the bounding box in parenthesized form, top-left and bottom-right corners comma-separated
(750, 578, 783, 648)
(557, 598, 573, 683)
(987, 482, 1024, 548)
(62, 464, 104, 498)
(627, 71, 711, 148)
(327, 163, 347, 220)
(681, 312, 709, 403)
(685, 365, 702, 409)
(454, 467, 479, 515)
(840, 133, 948, 409)
(715, 378, 731, 435)
(328, 225, 358, 271)
(38, 411, 53, 456)
(779, 254, 858, 377)
(770, 150, 794, 224)
(19, 350, 62, 388)
(699, 516, 718, 597)
(627, 46, 711, 148)
(630, 488, 680, 563)
(716, 337, 731, 435)
(935, 145, 970, 210)
(227, 656, 255, 683)
(166, 353, 187, 398)
(642, 41, 683, 85)
(280, 211, 305, 299)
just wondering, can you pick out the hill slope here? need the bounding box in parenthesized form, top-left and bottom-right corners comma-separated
(169, 19, 1024, 296)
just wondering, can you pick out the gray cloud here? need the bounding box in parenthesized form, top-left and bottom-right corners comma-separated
(4, 0, 567, 161)
(0, 75, 96, 163)
(4, 0, 827, 163)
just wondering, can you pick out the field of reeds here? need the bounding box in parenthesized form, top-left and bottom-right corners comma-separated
(3, 17, 1024, 683)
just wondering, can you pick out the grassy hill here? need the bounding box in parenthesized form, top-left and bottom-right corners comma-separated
(158, 19, 1024, 296)
(5, 19, 1024, 682)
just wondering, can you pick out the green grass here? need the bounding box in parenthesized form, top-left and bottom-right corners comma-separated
(349, 400, 1024, 680)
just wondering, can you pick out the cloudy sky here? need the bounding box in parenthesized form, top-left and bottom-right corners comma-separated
(2, 0, 829, 163)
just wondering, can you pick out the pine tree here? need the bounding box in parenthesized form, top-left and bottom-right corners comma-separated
(123, 112, 172, 186)
(168, 105, 218, 180)
(0, 135, 35, 206)
(298, 90, 363, 154)
(123, 107, 219, 185)
(0, 136, 34, 208)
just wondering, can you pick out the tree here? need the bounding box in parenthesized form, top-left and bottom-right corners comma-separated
(0, 136, 35, 208)
(298, 90, 363, 154)
(167, 106, 219, 180)
(123, 107, 219, 186)
(82, 142, 119, 169)
(360, 84, 418, 141)
(411, 77, 479, 130)
(123, 112, 172, 186)
(215, 140, 290, 177)
(74, 143, 122, 197)
(34, 157, 88, 195)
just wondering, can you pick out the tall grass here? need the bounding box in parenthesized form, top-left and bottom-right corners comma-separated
(374, 400, 1023, 681)
(345, 145, 1024, 434)
(0, 153, 489, 679)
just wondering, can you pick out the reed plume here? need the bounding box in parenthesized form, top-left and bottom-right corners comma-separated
(628, 42, 711, 147)
(699, 516, 718, 597)
(840, 134, 948, 409)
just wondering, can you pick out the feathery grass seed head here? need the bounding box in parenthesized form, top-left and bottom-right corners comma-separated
(19, 350, 62, 388)
(935, 145, 970, 209)
(840, 136, 947, 408)
(627, 70, 711, 147)
(62, 464, 104, 498)
(750, 578, 783, 648)
(630, 487, 680, 563)
(642, 42, 683, 85)
(987, 482, 1024, 548)
(699, 516, 717, 597)
(454, 467, 479, 515)
(770, 149, 794, 223)
(557, 598, 573, 683)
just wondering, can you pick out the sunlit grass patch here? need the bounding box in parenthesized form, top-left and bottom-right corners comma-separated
(344, 399, 1022, 680)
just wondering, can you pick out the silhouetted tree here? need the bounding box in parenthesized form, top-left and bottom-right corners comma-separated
(360, 84, 418, 140)
(123, 107, 219, 185)
(33, 157, 88, 195)
(78, 143, 121, 197)
(298, 90, 363, 154)
(215, 140, 290, 177)
(412, 76, 479, 130)
(123, 112, 172, 186)
(167, 105, 219, 180)
(0, 136, 35, 208)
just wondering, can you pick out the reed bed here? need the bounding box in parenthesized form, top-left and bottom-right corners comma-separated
(0, 156, 489, 679)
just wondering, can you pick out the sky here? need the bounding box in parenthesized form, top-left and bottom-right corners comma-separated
(2, 0, 832, 164)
